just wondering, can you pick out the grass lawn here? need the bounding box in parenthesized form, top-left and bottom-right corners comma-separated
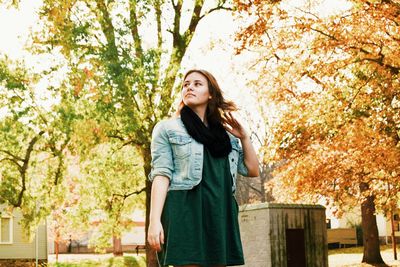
(329, 245, 400, 267)
(49, 247, 400, 267)
(48, 254, 146, 267)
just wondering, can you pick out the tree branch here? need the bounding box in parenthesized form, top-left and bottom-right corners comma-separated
(171, 0, 182, 43)
(154, 0, 163, 50)
(185, 0, 205, 39)
(14, 130, 45, 208)
(129, 0, 143, 59)
(247, 182, 263, 196)
(294, 7, 320, 20)
(310, 26, 400, 74)
(95, 0, 119, 61)
(50, 137, 70, 187)
(152, 0, 162, 113)
(346, 75, 373, 109)
(0, 149, 24, 162)
(359, 57, 400, 75)
(108, 134, 126, 142)
(0, 157, 22, 168)
(124, 187, 146, 198)
(112, 187, 146, 199)
(310, 27, 338, 41)
(199, 3, 232, 20)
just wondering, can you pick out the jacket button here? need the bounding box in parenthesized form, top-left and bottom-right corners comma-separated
(231, 158, 234, 162)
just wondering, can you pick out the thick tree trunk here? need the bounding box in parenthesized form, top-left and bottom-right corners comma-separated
(360, 183, 385, 264)
(145, 179, 157, 266)
(113, 235, 123, 256)
(55, 241, 59, 261)
(142, 147, 158, 267)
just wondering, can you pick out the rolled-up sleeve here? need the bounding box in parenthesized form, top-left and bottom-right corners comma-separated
(237, 144, 249, 177)
(148, 121, 173, 182)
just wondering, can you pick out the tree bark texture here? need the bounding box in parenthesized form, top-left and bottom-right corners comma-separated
(113, 235, 123, 256)
(360, 183, 385, 264)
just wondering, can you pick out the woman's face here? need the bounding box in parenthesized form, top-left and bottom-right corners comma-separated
(182, 72, 211, 109)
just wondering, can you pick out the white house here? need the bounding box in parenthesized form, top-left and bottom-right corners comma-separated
(0, 206, 47, 266)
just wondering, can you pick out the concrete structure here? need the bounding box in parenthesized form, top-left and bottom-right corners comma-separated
(0, 207, 47, 266)
(239, 203, 328, 267)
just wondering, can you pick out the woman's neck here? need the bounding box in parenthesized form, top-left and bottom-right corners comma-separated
(189, 105, 207, 125)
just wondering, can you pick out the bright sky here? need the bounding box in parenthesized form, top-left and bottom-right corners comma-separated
(0, 1, 41, 60)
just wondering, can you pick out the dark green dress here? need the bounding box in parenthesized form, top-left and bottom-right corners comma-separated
(157, 148, 244, 267)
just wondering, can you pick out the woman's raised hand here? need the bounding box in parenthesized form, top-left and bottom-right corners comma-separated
(223, 112, 248, 140)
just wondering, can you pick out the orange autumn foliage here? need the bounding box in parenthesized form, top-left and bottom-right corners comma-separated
(235, 2, 400, 260)
(234, 0, 400, 212)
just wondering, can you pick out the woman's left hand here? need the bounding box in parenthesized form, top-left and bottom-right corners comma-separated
(223, 112, 248, 140)
(224, 111, 260, 177)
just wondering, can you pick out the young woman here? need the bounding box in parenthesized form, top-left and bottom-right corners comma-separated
(147, 69, 259, 267)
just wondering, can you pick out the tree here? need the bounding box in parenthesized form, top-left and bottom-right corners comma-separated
(28, 0, 233, 264)
(236, 123, 277, 204)
(77, 143, 145, 255)
(47, 170, 87, 260)
(0, 56, 75, 236)
(236, 162, 277, 204)
(234, 0, 400, 263)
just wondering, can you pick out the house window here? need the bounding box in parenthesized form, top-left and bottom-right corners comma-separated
(0, 216, 13, 244)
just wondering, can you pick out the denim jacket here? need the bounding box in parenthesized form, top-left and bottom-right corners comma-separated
(148, 117, 249, 192)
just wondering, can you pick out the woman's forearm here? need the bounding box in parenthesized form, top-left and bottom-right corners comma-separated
(240, 135, 259, 177)
(150, 175, 170, 222)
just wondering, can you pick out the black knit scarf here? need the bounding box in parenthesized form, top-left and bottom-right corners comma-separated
(180, 105, 232, 158)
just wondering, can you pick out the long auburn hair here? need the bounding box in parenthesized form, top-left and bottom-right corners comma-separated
(177, 69, 237, 125)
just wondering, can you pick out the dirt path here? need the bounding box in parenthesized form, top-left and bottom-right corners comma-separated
(329, 250, 400, 267)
